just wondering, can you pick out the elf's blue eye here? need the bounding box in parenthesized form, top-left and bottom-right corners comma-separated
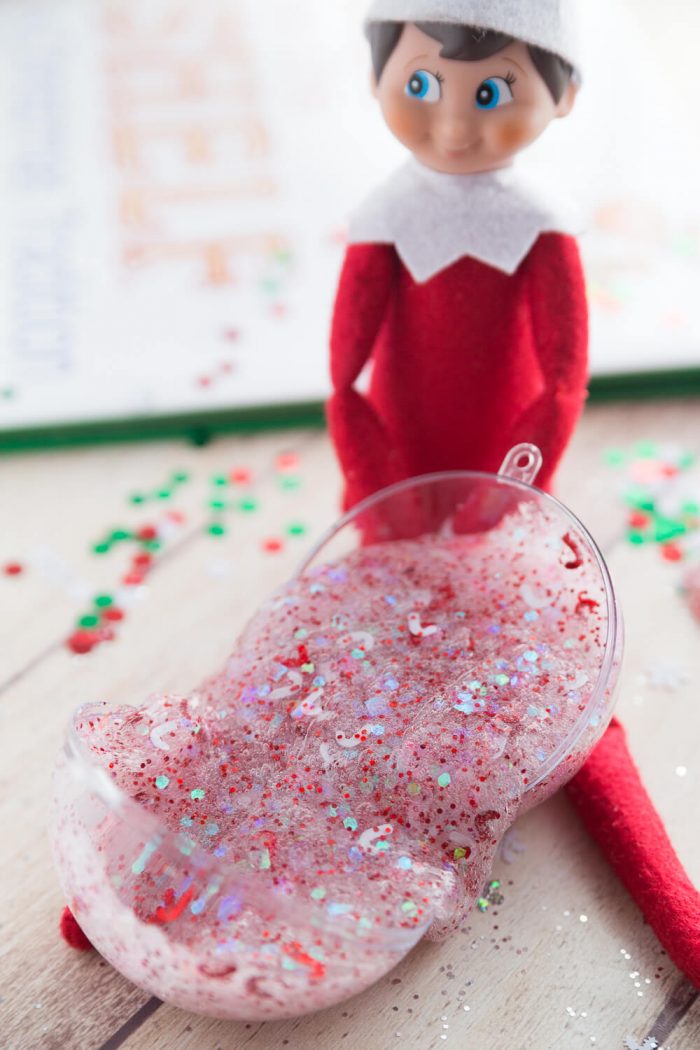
(475, 77, 514, 110)
(406, 70, 442, 103)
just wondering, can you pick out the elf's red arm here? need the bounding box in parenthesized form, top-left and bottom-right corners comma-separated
(506, 233, 589, 491)
(327, 243, 408, 510)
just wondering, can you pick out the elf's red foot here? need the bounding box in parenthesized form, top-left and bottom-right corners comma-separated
(60, 906, 94, 951)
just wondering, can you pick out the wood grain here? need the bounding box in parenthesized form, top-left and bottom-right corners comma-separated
(1, 405, 699, 1049)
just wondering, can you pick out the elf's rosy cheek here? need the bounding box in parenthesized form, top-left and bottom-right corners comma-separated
(494, 117, 532, 153)
(382, 98, 428, 145)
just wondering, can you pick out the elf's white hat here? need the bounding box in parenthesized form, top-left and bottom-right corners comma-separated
(365, 0, 581, 80)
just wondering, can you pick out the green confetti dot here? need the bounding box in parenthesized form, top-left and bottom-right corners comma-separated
(287, 522, 307, 537)
(624, 488, 656, 512)
(237, 498, 259, 513)
(209, 499, 227, 511)
(628, 531, 646, 546)
(129, 493, 147, 505)
(208, 523, 227, 537)
(79, 614, 100, 628)
(110, 529, 131, 543)
(156, 489, 172, 501)
(142, 539, 161, 552)
(343, 817, 358, 831)
(190, 788, 205, 800)
(93, 542, 111, 555)
(155, 775, 170, 790)
(211, 475, 228, 487)
(280, 476, 301, 491)
(683, 501, 699, 516)
(311, 887, 326, 900)
(679, 452, 695, 470)
(172, 471, 189, 484)
(634, 442, 657, 460)
(655, 519, 686, 543)
(604, 448, 626, 467)
(94, 594, 114, 609)
(437, 772, 452, 788)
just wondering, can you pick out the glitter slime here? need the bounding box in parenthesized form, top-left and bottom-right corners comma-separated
(52, 446, 622, 1020)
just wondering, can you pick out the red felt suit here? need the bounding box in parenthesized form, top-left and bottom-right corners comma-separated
(328, 232, 588, 507)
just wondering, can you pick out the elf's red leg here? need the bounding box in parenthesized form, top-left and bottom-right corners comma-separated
(566, 718, 700, 989)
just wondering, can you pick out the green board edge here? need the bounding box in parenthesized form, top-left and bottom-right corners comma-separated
(1, 369, 699, 454)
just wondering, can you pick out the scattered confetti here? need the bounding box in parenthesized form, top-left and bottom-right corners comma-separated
(3, 562, 24, 576)
(606, 443, 700, 561)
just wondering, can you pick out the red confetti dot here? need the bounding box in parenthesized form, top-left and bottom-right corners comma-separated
(230, 467, 252, 485)
(123, 572, 145, 586)
(102, 607, 125, 622)
(220, 361, 235, 374)
(59, 907, 93, 951)
(197, 375, 212, 388)
(136, 525, 157, 541)
(263, 538, 283, 554)
(67, 630, 98, 655)
(3, 562, 23, 576)
(167, 510, 185, 524)
(133, 552, 153, 568)
(276, 452, 299, 473)
(629, 511, 649, 529)
(223, 328, 240, 341)
(661, 543, 683, 563)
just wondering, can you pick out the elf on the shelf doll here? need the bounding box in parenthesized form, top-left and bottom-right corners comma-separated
(328, 0, 700, 992)
(329, 0, 586, 507)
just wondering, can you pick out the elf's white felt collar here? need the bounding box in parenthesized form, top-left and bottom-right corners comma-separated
(347, 158, 579, 282)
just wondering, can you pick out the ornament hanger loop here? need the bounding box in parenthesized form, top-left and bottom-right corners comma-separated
(498, 443, 543, 487)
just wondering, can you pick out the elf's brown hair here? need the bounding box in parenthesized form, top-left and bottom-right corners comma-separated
(368, 21, 573, 103)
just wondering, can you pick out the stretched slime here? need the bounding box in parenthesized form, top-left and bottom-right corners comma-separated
(52, 467, 620, 1019)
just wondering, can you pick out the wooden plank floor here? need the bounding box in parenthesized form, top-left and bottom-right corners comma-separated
(1, 402, 700, 1050)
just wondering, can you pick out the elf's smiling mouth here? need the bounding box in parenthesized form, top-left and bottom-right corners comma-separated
(436, 141, 480, 161)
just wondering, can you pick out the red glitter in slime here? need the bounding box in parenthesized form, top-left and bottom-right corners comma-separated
(51, 458, 621, 1020)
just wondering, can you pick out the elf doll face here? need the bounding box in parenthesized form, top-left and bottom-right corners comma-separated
(373, 22, 577, 175)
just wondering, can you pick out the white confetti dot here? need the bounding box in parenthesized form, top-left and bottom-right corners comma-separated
(580, 914, 588, 923)
(676, 766, 688, 778)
